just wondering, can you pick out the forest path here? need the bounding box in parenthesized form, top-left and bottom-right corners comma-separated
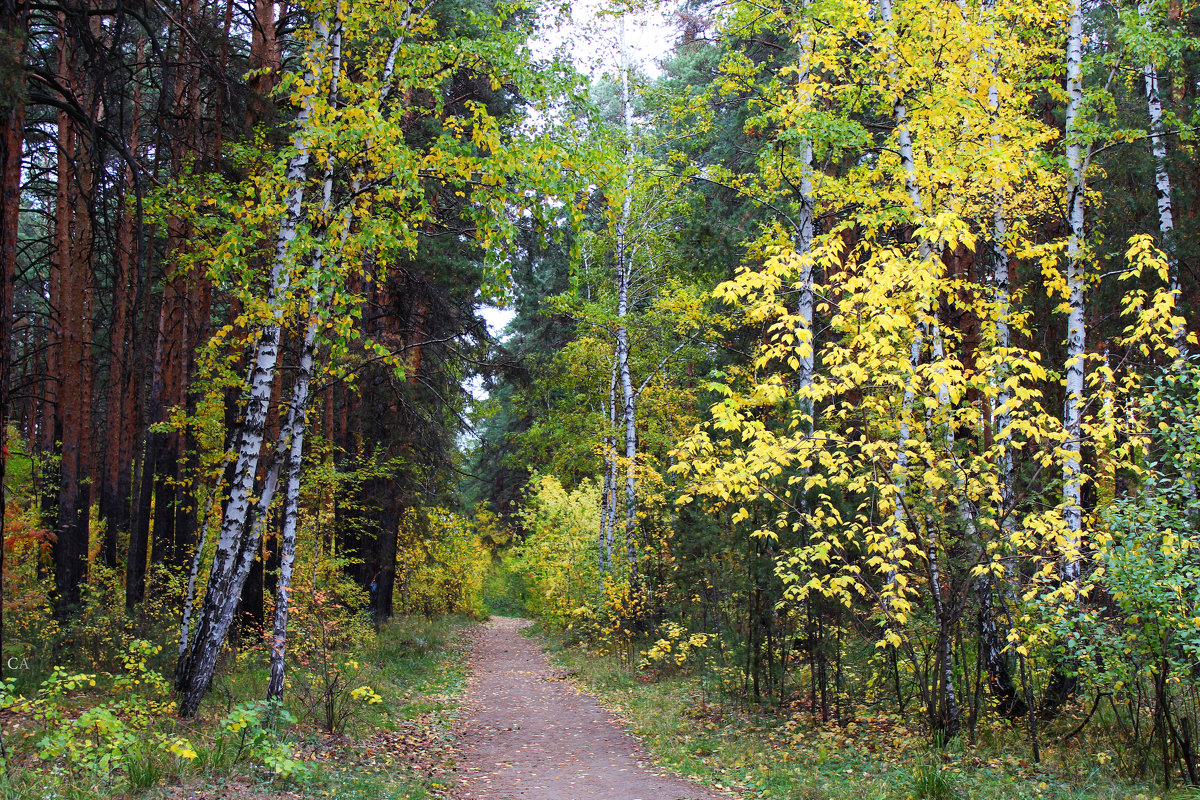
(449, 616, 734, 800)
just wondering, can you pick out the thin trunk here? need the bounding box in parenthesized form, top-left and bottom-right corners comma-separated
(616, 14, 638, 587)
(930, 319, 963, 736)
(600, 353, 617, 575)
(1062, 0, 1086, 585)
(178, 472, 222, 665)
(980, 0, 1022, 715)
(52, 26, 94, 615)
(267, 105, 352, 685)
(100, 68, 141, 564)
(795, 20, 815, 430)
(130, 299, 168, 606)
(879, 0, 925, 618)
(266, 308, 319, 700)
(1140, 3, 1184, 356)
(0, 0, 27, 677)
(1043, 0, 1088, 715)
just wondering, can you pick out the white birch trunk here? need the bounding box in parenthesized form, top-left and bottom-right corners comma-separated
(265, 116, 343, 703)
(931, 316, 964, 733)
(616, 14, 639, 586)
(1062, 0, 1085, 584)
(1141, 3, 1185, 356)
(878, 0, 959, 732)
(177, 473, 225, 667)
(177, 15, 343, 718)
(262, 14, 421, 697)
(878, 0, 925, 592)
(796, 24, 816, 431)
(600, 354, 618, 575)
(266, 309, 319, 701)
(978, 0, 1021, 713)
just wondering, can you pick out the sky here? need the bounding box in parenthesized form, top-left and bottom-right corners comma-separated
(529, 0, 681, 79)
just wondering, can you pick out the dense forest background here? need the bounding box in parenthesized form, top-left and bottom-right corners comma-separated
(1, 0, 1199, 794)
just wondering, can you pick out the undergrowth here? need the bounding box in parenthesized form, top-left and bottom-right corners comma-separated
(481, 554, 527, 618)
(539, 630, 1196, 800)
(0, 614, 472, 800)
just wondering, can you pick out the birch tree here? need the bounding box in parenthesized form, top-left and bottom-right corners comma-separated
(615, 13, 639, 585)
(176, 10, 344, 716)
(172, 0, 583, 716)
(1061, 0, 1087, 588)
(1136, 0, 1186, 356)
(673, 0, 1068, 737)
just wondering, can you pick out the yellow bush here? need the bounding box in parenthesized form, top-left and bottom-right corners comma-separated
(395, 507, 489, 618)
(512, 475, 601, 626)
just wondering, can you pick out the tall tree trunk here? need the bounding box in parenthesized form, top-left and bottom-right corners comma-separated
(1044, 0, 1088, 715)
(600, 353, 617, 575)
(246, 0, 281, 127)
(269, 93, 352, 692)
(979, 0, 1022, 716)
(616, 14, 638, 587)
(878, 0, 926, 614)
(177, 15, 342, 718)
(1062, 0, 1086, 585)
(52, 23, 95, 616)
(128, 297, 169, 607)
(794, 11, 816, 531)
(0, 0, 28, 675)
(267, 309, 319, 700)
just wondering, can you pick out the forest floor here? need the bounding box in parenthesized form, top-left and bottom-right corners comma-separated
(449, 616, 736, 800)
(541, 635, 1178, 800)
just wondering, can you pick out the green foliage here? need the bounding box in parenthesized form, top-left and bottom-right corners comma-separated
(0, 641, 197, 785)
(1072, 362, 1200, 779)
(909, 760, 957, 800)
(482, 552, 527, 617)
(216, 700, 309, 779)
(548, 631, 1176, 800)
(284, 585, 383, 734)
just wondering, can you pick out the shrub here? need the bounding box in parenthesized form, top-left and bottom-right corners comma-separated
(639, 620, 714, 676)
(512, 474, 601, 625)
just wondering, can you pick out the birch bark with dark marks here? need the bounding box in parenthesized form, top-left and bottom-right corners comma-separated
(176, 15, 343, 718)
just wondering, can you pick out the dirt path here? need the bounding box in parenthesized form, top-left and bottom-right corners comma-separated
(450, 617, 734, 800)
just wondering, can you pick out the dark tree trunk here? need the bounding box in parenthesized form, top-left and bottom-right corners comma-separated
(374, 499, 399, 624)
(0, 0, 28, 674)
(51, 37, 95, 616)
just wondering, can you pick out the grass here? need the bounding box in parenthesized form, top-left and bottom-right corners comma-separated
(537, 631, 1195, 800)
(236, 613, 475, 799)
(0, 613, 475, 800)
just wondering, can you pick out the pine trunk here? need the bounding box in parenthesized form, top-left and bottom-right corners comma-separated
(0, 0, 27, 676)
(52, 30, 95, 615)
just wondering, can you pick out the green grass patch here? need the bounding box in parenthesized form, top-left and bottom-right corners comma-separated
(539, 633, 1190, 800)
(0, 614, 475, 800)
